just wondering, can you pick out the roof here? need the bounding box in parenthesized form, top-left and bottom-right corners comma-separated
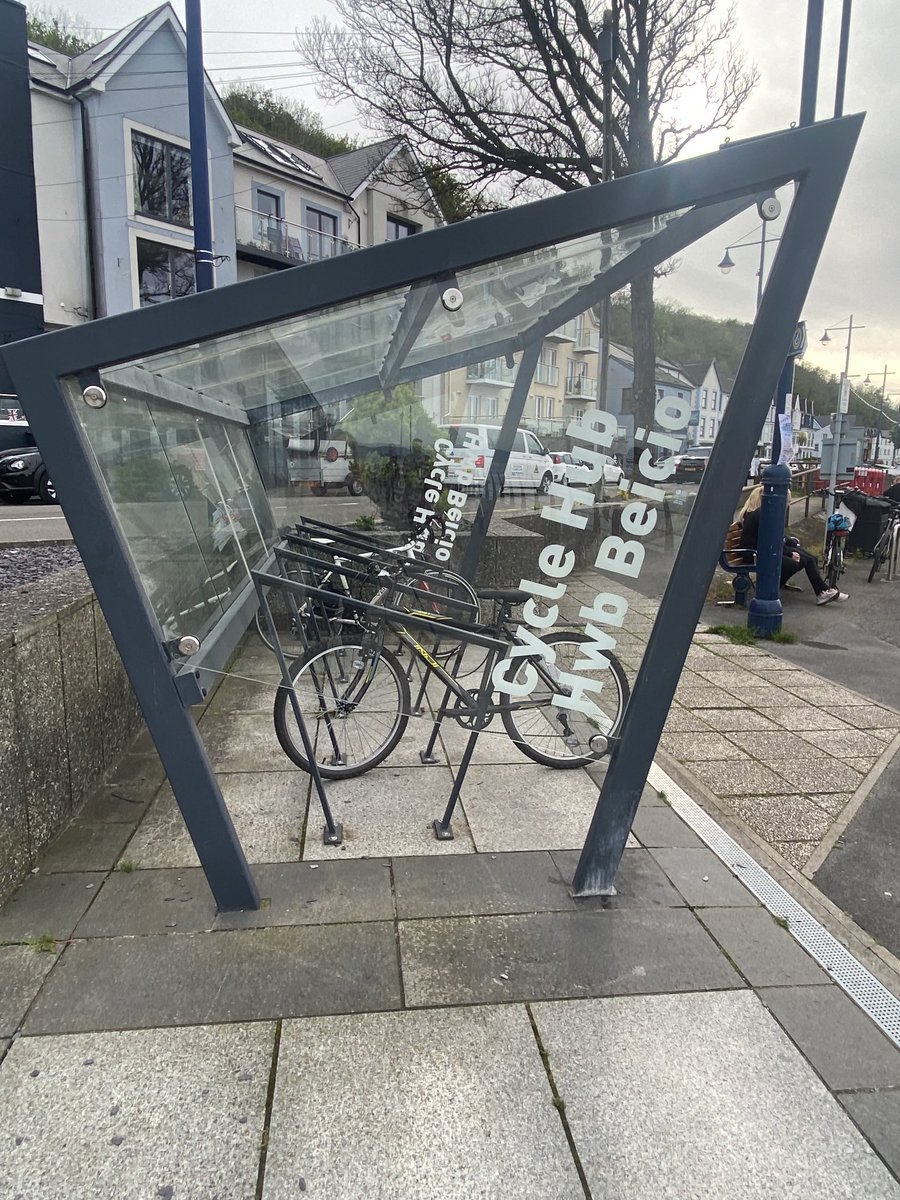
(328, 138, 402, 196)
(27, 4, 239, 144)
(233, 126, 336, 189)
(680, 361, 714, 387)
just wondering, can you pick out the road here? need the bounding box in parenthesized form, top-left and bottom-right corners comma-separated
(0, 501, 71, 543)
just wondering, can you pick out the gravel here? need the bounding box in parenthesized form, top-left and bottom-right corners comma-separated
(0, 544, 84, 593)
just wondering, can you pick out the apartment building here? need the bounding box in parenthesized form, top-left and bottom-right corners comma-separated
(26, 4, 442, 332)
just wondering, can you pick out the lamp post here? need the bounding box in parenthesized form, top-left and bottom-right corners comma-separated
(860, 366, 896, 465)
(718, 225, 781, 312)
(820, 315, 865, 508)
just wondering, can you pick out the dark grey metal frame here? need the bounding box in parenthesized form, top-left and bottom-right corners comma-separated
(0, 116, 861, 910)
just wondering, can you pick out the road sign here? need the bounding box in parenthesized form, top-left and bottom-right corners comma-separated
(789, 321, 808, 358)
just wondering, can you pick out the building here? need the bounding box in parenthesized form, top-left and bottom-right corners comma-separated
(680, 361, 731, 445)
(26, 4, 442, 332)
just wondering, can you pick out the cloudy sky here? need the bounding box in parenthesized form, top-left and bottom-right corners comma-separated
(33, 0, 900, 391)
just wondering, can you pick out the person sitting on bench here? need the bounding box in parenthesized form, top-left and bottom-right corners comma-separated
(738, 486, 847, 605)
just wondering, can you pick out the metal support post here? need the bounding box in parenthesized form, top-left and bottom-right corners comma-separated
(799, 0, 825, 126)
(186, 0, 215, 292)
(747, 463, 792, 637)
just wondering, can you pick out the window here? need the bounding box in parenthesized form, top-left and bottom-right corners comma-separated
(254, 189, 284, 252)
(483, 394, 498, 418)
(702, 388, 708, 400)
(132, 131, 191, 226)
(572, 409, 584, 422)
(466, 394, 480, 419)
(699, 418, 706, 438)
(137, 238, 195, 307)
(387, 215, 420, 239)
(306, 208, 339, 259)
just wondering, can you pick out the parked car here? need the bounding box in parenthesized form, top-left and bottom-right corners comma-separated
(550, 451, 625, 488)
(287, 435, 363, 496)
(0, 420, 56, 504)
(672, 443, 714, 482)
(443, 424, 554, 493)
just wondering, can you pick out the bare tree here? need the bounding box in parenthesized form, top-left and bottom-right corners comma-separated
(298, 0, 756, 429)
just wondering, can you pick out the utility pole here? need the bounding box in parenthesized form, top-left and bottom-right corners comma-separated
(595, 4, 616, 416)
(0, 0, 43, 401)
(185, 0, 215, 291)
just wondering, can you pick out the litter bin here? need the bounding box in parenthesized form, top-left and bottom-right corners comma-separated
(842, 493, 892, 554)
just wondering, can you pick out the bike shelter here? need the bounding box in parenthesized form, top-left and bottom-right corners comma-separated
(1, 116, 861, 910)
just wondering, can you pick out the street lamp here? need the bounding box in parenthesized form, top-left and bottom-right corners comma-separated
(860, 365, 896, 465)
(717, 225, 781, 311)
(820, 315, 865, 507)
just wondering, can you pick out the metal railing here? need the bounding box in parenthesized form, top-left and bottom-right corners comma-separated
(466, 360, 517, 385)
(564, 374, 597, 398)
(534, 362, 560, 386)
(234, 206, 358, 263)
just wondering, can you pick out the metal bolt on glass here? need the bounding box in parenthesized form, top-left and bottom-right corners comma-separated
(82, 384, 107, 408)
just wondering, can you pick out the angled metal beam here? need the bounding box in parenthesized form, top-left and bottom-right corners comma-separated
(106, 365, 250, 425)
(571, 112, 864, 896)
(378, 280, 443, 390)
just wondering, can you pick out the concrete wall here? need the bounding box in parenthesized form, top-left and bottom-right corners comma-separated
(0, 571, 144, 904)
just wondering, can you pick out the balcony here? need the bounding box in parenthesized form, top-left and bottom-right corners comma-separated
(466, 360, 517, 386)
(534, 362, 560, 387)
(574, 325, 600, 352)
(564, 374, 597, 399)
(234, 206, 359, 268)
(545, 319, 578, 343)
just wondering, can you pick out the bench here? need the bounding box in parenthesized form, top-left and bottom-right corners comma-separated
(717, 521, 756, 607)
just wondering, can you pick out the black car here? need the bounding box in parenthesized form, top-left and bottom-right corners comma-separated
(672, 444, 714, 482)
(0, 421, 56, 504)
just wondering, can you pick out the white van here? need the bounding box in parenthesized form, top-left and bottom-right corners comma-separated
(443, 424, 555, 493)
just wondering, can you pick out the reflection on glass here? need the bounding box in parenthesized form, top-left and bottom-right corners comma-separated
(64, 379, 278, 643)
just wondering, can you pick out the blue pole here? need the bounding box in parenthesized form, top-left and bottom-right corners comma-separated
(748, 462, 792, 636)
(186, 0, 215, 292)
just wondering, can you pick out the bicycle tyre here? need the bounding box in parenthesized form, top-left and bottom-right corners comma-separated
(500, 630, 630, 768)
(825, 538, 843, 590)
(868, 533, 889, 583)
(273, 636, 410, 779)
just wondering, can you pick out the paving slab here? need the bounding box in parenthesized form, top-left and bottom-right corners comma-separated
(203, 672, 279, 714)
(72, 859, 395, 937)
(34, 820, 134, 874)
(303, 769, 476, 859)
(0, 945, 57, 1036)
(777, 760, 865, 795)
(457, 763, 605, 853)
(24, 923, 402, 1034)
(661, 731, 750, 761)
(698, 708, 781, 732)
(0, 872, 104, 942)
(672, 686, 744, 709)
(551, 849, 685, 909)
(808, 791, 853, 817)
(533, 990, 900, 1200)
(771, 841, 817, 870)
(839, 1091, 900, 1180)
(825, 705, 900, 730)
(758, 985, 900, 1090)
(797, 728, 889, 758)
(102, 753, 167, 802)
(437, 717, 540, 765)
(75, 785, 152, 825)
(723, 731, 825, 762)
(199, 711, 297, 772)
(649, 848, 759, 907)
(0, 1023, 273, 1200)
(392, 851, 574, 919)
(688, 759, 793, 797)
(697, 907, 828, 987)
(399, 908, 741, 1007)
(661, 705, 714, 733)
(263, 1006, 583, 1199)
(765, 706, 849, 732)
(125, 772, 307, 868)
(630, 806, 705, 848)
(729, 795, 833, 843)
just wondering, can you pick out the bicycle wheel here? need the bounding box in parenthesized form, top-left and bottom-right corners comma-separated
(868, 533, 889, 582)
(273, 637, 410, 778)
(825, 538, 843, 589)
(500, 630, 630, 768)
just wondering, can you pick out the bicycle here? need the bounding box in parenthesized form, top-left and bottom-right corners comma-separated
(254, 513, 481, 655)
(269, 582, 630, 779)
(822, 488, 866, 590)
(868, 496, 900, 582)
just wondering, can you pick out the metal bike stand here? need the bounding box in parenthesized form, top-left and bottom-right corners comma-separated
(253, 575, 343, 846)
(432, 648, 501, 840)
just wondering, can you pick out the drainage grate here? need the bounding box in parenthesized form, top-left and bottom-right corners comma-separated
(647, 762, 900, 1048)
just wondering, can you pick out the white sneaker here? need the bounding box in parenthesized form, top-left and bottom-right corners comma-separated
(836, 591, 849, 601)
(816, 588, 840, 605)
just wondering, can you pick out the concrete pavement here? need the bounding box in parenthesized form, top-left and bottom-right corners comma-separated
(3, 571, 900, 1195)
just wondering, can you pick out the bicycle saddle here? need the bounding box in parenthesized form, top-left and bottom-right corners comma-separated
(477, 588, 530, 606)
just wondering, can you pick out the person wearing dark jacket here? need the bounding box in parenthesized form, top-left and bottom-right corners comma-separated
(738, 486, 847, 605)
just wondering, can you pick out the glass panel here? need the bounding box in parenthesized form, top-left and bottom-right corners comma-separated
(132, 132, 167, 219)
(137, 239, 196, 307)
